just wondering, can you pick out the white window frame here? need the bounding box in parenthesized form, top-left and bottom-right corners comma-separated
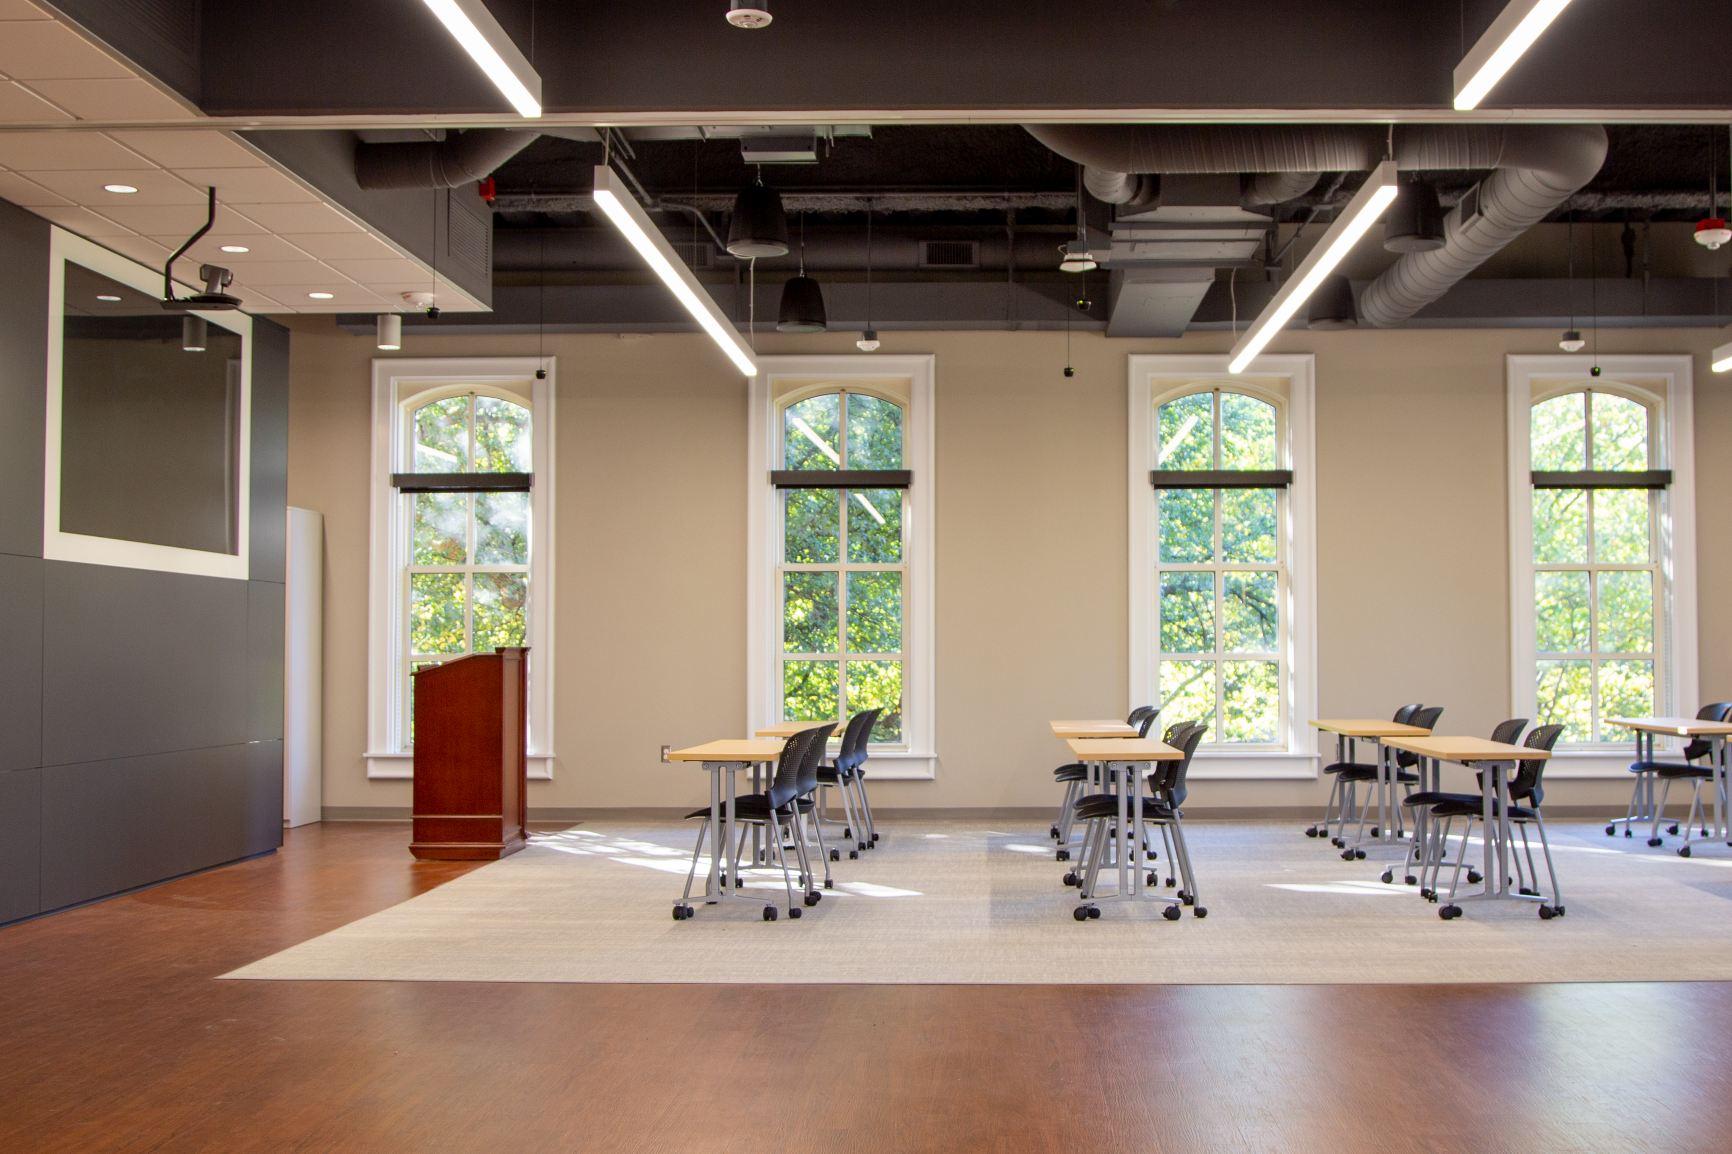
(1129, 354, 1317, 780)
(747, 355, 936, 779)
(44, 227, 252, 580)
(366, 357, 556, 781)
(1507, 354, 1696, 778)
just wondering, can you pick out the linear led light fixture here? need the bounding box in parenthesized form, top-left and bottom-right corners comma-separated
(1713, 340, 1732, 373)
(1227, 160, 1399, 374)
(420, 0, 542, 117)
(1453, 0, 1574, 111)
(591, 165, 758, 376)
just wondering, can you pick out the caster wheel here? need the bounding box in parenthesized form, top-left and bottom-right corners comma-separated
(1355, 850, 1367, 860)
(872, 834, 880, 843)
(1194, 907, 1207, 919)
(763, 907, 777, 922)
(1668, 824, 1680, 836)
(843, 828, 852, 839)
(1049, 825, 1060, 839)
(1062, 872, 1078, 886)
(1370, 827, 1381, 838)
(789, 907, 802, 919)
(1538, 906, 1556, 920)
(823, 879, 833, 889)
(1381, 870, 1394, 885)
(1679, 846, 1692, 858)
(1147, 873, 1158, 887)
(1305, 826, 1319, 838)
(1163, 906, 1182, 921)
(1341, 849, 1355, 861)
(1555, 906, 1566, 917)
(672, 906, 687, 921)
(1165, 877, 1175, 888)
(805, 892, 821, 906)
(849, 851, 858, 860)
(858, 842, 868, 852)
(1519, 887, 1537, 897)
(1181, 893, 1195, 906)
(1606, 825, 1616, 836)
(830, 849, 840, 862)
(1056, 850, 1070, 862)
(1405, 876, 1418, 886)
(1648, 837, 1664, 848)
(1087, 906, 1101, 919)
(1440, 905, 1462, 920)
(1146, 850, 1157, 860)
(1074, 906, 1090, 921)
(1468, 870, 1483, 885)
(1624, 830, 1632, 838)
(1330, 838, 1343, 848)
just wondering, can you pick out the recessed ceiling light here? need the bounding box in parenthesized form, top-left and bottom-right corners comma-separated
(103, 184, 138, 194)
(308, 292, 335, 299)
(220, 245, 249, 253)
(96, 294, 121, 301)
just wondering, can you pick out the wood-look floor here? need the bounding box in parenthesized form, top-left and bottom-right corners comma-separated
(3, 823, 1729, 1153)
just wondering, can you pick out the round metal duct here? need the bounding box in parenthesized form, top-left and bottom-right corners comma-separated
(727, 184, 791, 258)
(1384, 182, 1447, 253)
(777, 275, 827, 332)
(1307, 275, 1358, 330)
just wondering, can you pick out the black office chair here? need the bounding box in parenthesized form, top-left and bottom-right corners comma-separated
(840, 707, 884, 850)
(815, 709, 875, 858)
(1309, 700, 1420, 845)
(1053, 709, 1158, 859)
(1071, 721, 1208, 920)
(679, 723, 835, 920)
(1398, 717, 1523, 895)
(1613, 702, 1732, 848)
(1429, 723, 1565, 920)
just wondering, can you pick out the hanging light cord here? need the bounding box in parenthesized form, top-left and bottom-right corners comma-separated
(749, 257, 757, 352)
(865, 201, 874, 331)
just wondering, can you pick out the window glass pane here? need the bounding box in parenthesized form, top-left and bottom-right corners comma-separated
(1592, 394, 1649, 471)
(472, 572, 527, 649)
(414, 396, 469, 472)
(1222, 572, 1278, 653)
(1593, 489, 1651, 563)
(1221, 488, 1277, 562)
(1598, 660, 1654, 738)
(783, 572, 838, 653)
(1159, 489, 1214, 563)
(783, 659, 840, 721)
(1157, 392, 1214, 470)
(1532, 489, 1586, 563)
(844, 394, 902, 469)
(1534, 571, 1589, 653)
(1536, 660, 1592, 742)
(784, 490, 840, 563)
(1220, 393, 1277, 470)
(846, 571, 901, 654)
(474, 396, 531, 472)
(1159, 572, 1215, 654)
(410, 573, 467, 654)
(474, 492, 528, 564)
(1160, 660, 1216, 731)
(784, 394, 841, 470)
(1597, 570, 1653, 654)
(1222, 660, 1279, 742)
(847, 489, 902, 563)
(1531, 393, 1585, 471)
(845, 660, 902, 742)
(412, 492, 467, 565)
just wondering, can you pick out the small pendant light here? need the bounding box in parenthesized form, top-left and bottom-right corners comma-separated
(777, 211, 827, 332)
(181, 314, 207, 351)
(857, 199, 879, 350)
(726, 178, 790, 258)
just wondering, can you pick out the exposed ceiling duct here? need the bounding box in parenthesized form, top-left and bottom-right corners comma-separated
(1024, 122, 1608, 328)
(355, 128, 540, 190)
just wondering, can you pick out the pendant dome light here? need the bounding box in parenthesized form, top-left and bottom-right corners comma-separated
(1697, 128, 1731, 250)
(726, 3, 772, 29)
(1306, 274, 1358, 329)
(726, 179, 790, 258)
(777, 212, 827, 332)
(1383, 181, 1446, 253)
(1059, 164, 1098, 272)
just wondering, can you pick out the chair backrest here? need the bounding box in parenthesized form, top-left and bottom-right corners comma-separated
(1511, 723, 1564, 804)
(840, 708, 884, 773)
(792, 722, 839, 799)
(1393, 703, 1424, 725)
(1159, 722, 1207, 807)
(1682, 702, 1732, 760)
(1127, 705, 1158, 727)
(1489, 718, 1529, 746)
(1395, 706, 1445, 767)
(1136, 711, 1160, 738)
(836, 709, 875, 766)
(767, 729, 823, 809)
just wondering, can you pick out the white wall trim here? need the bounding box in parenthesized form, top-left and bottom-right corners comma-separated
(748, 354, 937, 781)
(1128, 353, 1318, 777)
(1506, 354, 1696, 750)
(365, 356, 556, 780)
(44, 227, 253, 580)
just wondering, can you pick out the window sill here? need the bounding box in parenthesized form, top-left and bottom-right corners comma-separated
(859, 752, 936, 781)
(1189, 751, 1319, 781)
(366, 752, 556, 781)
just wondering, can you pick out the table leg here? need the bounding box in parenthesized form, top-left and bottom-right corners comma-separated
(725, 762, 739, 897)
(1132, 763, 1146, 899)
(1482, 765, 1495, 898)
(707, 763, 722, 900)
(1117, 759, 1130, 900)
(1497, 764, 1513, 896)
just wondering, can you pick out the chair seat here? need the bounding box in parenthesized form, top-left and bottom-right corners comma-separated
(1632, 760, 1714, 779)
(684, 795, 784, 821)
(1074, 795, 1176, 821)
(816, 766, 853, 784)
(1053, 762, 1085, 778)
(1323, 761, 1378, 775)
(1429, 798, 1539, 821)
(1404, 790, 1475, 808)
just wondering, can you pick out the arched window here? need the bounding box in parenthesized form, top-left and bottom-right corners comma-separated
(778, 388, 905, 743)
(1529, 386, 1660, 741)
(1154, 386, 1286, 745)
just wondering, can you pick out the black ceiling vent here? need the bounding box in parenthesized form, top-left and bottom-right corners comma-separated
(920, 240, 979, 268)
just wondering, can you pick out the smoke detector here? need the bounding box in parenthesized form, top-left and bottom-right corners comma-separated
(1696, 218, 1731, 249)
(401, 291, 436, 307)
(726, 5, 772, 28)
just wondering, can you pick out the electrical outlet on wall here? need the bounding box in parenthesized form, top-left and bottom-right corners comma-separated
(660, 745, 670, 762)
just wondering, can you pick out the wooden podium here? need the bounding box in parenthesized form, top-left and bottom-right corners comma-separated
(410, 647, 528, 860)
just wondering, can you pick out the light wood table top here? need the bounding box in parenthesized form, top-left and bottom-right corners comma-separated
(1310, 719, 1433, 738)
(667, 739, 787, 762)
(1605, 717, 1732, 737)
(1382, 735, 1549, 762)
(1065, 737, 1181, 760)
(1050, 720, 1140, 739)
(753, 721, 842, 738)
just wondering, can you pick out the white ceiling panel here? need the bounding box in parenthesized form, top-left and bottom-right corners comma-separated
(28, 167, 204, 204)
(0, 79, 69, 121)
(281, 286, 391, 310)
(0, 168, 68, 206)
(26, 78, 195, 120)
(174, 165, 318, 205)
(95, 201, 266, 235)
(276, 231, 406, 261)
(324, 258, 428, 282)
(226, 260, 359, 287)
(31, 204, 132, 236)
(146, 233, 317, 264)
(0, 130, 146, 170)
(0, 21, 133, 80)
(100, 233, 171, 269)
(239, 201, 366, 234)
(105, 130, 265, 170)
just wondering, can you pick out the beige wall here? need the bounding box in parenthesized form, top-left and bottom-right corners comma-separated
(284, 315, 1732, 815)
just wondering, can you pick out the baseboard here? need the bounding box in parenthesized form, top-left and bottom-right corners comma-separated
(320, 806, 411, 821)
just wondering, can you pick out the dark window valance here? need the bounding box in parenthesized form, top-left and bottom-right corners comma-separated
(1151, 470, 1292, 489)
(392, 472, 532, 493)
(772, 470, 912, 490)
(1531, 470, 1671, 490)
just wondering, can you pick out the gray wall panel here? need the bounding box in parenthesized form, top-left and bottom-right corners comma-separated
(42, 563, 248, 766)
(248, 580, 285, 742)
(0, 554, 42, 772)
(0, 768, 42, 923)
(39, 743, 280, 911)
(0, 199, 48, 558)
(249, 317, 290, 583)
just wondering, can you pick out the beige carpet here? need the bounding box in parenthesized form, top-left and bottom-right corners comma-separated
(223, 819, 1732, 984)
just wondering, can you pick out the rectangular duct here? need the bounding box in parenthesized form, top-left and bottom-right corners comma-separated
(1107, 268, 1217, 338)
